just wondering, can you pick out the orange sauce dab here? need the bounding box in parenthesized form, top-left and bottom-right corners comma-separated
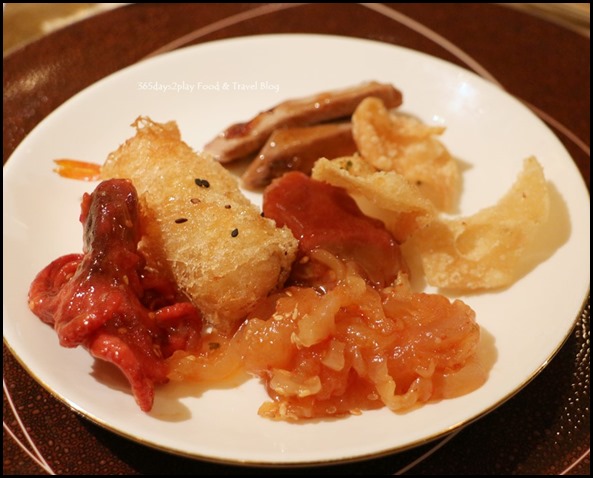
(53, 159, 102, 181)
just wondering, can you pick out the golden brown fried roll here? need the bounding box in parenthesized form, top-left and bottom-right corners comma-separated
(102, 117, 298, 332)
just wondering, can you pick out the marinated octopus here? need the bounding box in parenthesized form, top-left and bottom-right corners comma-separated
(28, 179, 202, 411)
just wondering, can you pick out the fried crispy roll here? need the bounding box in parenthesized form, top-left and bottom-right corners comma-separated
(102, 117, 298, 332)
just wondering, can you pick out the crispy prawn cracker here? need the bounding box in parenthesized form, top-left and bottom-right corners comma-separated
(311, 155, 437, 243)
(406, 156, 550, 290)
(352, 97, 460, 212)
(101, 117, 298, 331)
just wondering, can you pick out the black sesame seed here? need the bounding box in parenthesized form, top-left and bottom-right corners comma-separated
(190, 198, 201, 204)
(224, 204, 231, 209)
(194, 178, 210, 188)
(175, 218, 188, 224)
(231, 228, 239, 237)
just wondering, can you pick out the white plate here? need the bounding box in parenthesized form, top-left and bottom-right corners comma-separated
(3, 34, 590, 466)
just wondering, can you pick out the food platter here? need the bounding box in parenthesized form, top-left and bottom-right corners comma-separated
(2, 34, 590, 465)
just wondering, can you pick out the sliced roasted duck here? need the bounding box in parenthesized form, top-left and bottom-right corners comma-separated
(203, 81, 402, 164)
(241, 122, 357, 189)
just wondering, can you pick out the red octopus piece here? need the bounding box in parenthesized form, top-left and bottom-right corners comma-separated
(28, 179, 202, 411)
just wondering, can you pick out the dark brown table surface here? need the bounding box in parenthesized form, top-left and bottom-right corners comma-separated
(3, 3, 590, 474)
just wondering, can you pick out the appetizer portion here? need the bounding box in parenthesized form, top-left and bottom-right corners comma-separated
(31, 82, 552, 418)
(102, 117, 298, 332)
(28, 179, 203, 411)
